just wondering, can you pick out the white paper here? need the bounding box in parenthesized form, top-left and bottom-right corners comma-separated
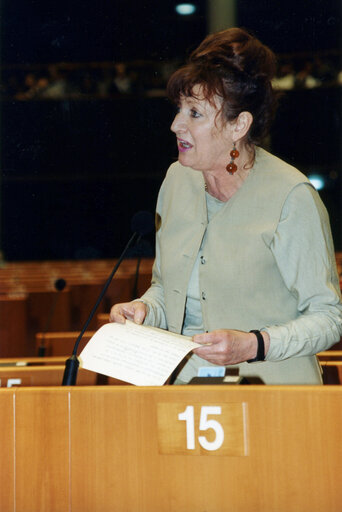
(79, 321, 201, 386)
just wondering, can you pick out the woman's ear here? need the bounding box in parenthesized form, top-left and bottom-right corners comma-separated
(233, 111, 253, 140)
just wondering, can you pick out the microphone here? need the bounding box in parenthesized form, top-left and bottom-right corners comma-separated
(38, 278, 67, 356)
(62, 211, 154, 385)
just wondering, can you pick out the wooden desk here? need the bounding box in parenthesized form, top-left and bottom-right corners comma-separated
(0, 365, 97, 387)
(35, 331, 95, 356)
(0, 294, 29, 356)
(0, 258, 153, 356)
(0, 385, 341, 512)
(0, 356, 67, 365)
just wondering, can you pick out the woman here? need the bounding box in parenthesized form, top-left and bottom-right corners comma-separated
(110, 28, 342, 384)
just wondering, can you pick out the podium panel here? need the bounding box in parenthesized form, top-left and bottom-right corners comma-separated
(15, 390, 70, 512)
(0, 392, 14, 511)
(0, 386, 341, 512)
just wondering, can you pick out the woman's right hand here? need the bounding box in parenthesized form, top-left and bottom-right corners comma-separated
(109, 301, 147, 325)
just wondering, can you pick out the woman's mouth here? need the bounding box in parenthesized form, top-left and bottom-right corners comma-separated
(177, 138, 193, 152)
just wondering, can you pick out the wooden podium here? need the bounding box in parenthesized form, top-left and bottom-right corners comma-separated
(1, 385, 341, 512)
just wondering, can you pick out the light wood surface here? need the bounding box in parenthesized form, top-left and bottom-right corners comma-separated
(15, 390, 70, 512)
(0, 365, 97, 387)
(0, 391, 14, 511)
(0, 386, 341, 511)
(318, 350, 342, 358)
(0, 356, 68, 365)
(0, 357, 131, 386)
(35, 331, 95, 356)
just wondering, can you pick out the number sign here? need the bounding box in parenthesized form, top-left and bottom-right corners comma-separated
(157, 402, 248, 456)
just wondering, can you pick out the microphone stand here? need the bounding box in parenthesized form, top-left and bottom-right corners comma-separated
(62, 232, 139, 385)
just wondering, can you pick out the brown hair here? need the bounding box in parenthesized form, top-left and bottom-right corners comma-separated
(167, 27, 279, 145)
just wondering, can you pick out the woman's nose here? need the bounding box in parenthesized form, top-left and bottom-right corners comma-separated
(171, 112, 186, 133)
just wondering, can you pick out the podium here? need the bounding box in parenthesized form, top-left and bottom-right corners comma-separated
(1, 385, 342, 512)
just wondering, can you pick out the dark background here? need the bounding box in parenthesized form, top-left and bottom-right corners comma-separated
(1, 0, 340, 62)
(1, 0, 341, 260)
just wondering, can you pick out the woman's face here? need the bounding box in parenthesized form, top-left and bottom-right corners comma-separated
(170, 84, 233, 173)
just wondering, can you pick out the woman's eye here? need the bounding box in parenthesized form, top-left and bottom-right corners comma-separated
(190, 109, 201, 118)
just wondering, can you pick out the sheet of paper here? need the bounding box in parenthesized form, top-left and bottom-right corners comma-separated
(79, 321, 201, 386)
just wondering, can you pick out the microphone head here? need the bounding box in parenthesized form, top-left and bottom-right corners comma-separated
(131, 211, 154, 236)
(54, 278, 67, 291)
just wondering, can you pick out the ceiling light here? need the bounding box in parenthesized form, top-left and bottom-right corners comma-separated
(175, 3, 197, 15)
(308, 174, 325, 190)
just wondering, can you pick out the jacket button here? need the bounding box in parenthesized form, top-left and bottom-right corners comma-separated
(200, 256, 206, 264)
(201, 292, 206, 300)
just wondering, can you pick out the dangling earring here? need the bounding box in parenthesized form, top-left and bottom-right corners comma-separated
(226, 143, 239, 174)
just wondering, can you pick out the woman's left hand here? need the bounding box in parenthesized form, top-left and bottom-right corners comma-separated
(193, 329, 269, 365)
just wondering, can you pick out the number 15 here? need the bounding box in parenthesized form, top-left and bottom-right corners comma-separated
(178, 405, 225, 451)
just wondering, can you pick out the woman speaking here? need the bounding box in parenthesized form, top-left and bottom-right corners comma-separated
(110, 27, 342, 385)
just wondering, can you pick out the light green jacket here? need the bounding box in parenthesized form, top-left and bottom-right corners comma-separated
(141, 148, 342, 384)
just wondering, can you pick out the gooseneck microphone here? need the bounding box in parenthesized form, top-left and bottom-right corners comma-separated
(62, 211, 154, 386)
(38, 278, 67, 356)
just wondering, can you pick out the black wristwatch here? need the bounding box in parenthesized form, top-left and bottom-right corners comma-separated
(247, 330, 265, 363)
